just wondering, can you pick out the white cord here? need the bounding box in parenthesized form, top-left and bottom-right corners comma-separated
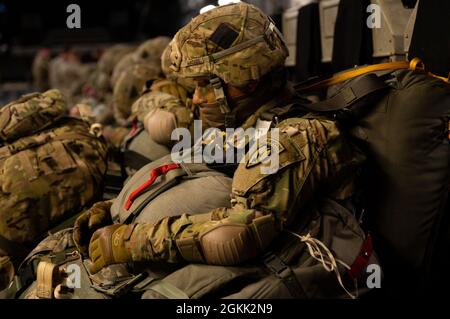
(286, 230, 358, 299)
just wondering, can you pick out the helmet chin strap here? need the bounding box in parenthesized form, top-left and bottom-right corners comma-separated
(209, 76, 236, 128)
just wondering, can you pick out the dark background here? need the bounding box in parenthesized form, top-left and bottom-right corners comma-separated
(0, 0, 219, 83)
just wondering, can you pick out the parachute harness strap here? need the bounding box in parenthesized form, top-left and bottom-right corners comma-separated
(209, 76, 236, 128)
(124, 163, 181, 210)
(286, 230, 358, 299)
(409, 57, 450, 83)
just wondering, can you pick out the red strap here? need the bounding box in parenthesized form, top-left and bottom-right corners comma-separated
(124, 163, 181, 210)
(129, 120, 139, 137)
(82, 85, 98, 99)
(348, 233, 373, 280)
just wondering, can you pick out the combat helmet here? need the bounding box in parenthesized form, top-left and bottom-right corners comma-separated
(112, 62, 162, 124)
(161, 41, 196, 93)
(98, 44, 135, 76)
(133, 36, 172, 68)
(168, 2, 288, 126)
(111, 52, 136, 88)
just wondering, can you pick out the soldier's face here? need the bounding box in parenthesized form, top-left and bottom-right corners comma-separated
(192, 77, 216, 105)
(192, 77, 248, 106)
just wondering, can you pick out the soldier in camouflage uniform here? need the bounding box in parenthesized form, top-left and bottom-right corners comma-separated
(48, 48, 93, 109)
(31, 48, 52, 92)
(110, 52, 136, 89)
(132, 42, 196, 148)
(109, 40, 195, 175)
(112, 62, 162, 126)
(73, 2, 364, 274)
(94, 44, 136, 99)
(79, 44, 136, 125)
(102, 38, 172, 146)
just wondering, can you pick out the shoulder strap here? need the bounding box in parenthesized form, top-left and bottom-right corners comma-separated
(118, 167, 186, 224)
(117, 162, 228, 224)
(120, 122, 144, 152)
(262, 251, 305, 298)
(122, 150, 152, 171)
(301, 73, 389, 113)
(294, 61, 410, 93)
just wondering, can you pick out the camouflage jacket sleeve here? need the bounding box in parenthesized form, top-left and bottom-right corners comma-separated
(122, 118, 365, 265)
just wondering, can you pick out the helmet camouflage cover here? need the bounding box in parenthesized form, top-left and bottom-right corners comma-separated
(111, 52, 136, 88)
(113, 63, 161, 123)
(168, 2, 288, 87)
(133, 36, 172, 68)
(98, 44, 135, 75)
(161, 41, 196, 92)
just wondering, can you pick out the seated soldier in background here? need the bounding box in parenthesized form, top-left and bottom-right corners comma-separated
(31, 48, 52, 92)
(117, 42, 197, 176)
(48, 47, 94, 109)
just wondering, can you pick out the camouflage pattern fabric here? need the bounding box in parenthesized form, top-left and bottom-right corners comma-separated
(83, 44, 135, 103)
(112, 37, 170, 90)
(49, 56, 95, 108)
(149, 78, 192, 105)
(131, 89, 192, 126)
(0, 118, 108, 247)
(130, 80, 194, 148)
(119, 117, 365, 265)
(112, 63, 162, 125)
(168, 2, 288, 87)
(132, 36, 171, 69)
(97, 44, 135, 76)
(111, 52, 136, 88)
(140, 197, 376, 299)
(0, 90, 108, 252)
(0, 89, 66, 143)
(83, 69, 111, 101)
(161, 43, 196, 92)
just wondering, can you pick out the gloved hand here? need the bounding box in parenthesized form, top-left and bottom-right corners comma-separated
(73, 200, 113, 256)
(88, 224, 132, 274)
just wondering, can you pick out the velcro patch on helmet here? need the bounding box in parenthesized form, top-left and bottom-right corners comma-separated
(209, 23, 239, 49)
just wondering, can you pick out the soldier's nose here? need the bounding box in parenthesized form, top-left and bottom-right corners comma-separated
(193, 87, 207, 105)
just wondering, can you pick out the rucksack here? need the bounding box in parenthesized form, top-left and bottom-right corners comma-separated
(0, 90, 108, 274)
(296, 62, 450, 297)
